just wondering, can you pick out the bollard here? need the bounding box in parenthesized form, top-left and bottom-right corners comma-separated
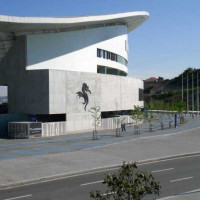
(174, 113, 177, 128)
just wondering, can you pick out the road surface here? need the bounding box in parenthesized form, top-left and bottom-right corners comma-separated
(0, 154, 200, 200)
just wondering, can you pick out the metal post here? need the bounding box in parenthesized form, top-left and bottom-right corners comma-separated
(187, 73, 189, 112)
(182, 73, 183, 101)
(174, 113, 177, 128)
(197, 72, 199, 116)
(192, 73, 194, 115)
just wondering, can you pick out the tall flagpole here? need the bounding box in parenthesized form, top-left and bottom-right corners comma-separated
(187, 73, 189, 112)
(182, 73, 183, 101)
(192, 73, 194, 114)
(197, 72, 199, 116)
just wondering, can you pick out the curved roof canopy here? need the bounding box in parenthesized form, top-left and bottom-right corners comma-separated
(0, 11, 149, 60)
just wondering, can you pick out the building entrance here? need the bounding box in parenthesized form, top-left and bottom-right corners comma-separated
(0, 85, 8, 114)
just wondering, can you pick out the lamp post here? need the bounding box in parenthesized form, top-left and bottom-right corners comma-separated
(197, 72, 199, 116)
(187, 73, 189, 112)
(182, 73, 183, 101)
(192, 73, 194, 117)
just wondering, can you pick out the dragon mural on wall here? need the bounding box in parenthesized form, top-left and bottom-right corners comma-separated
(76, 83, 91, 111)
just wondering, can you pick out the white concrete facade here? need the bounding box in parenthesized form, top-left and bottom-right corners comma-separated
(48, 70, 143, 114)
(26, 25, 128, 74)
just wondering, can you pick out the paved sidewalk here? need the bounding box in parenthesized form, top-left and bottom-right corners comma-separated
(0, 117, 199, 160)
(0, 117, 200, 188)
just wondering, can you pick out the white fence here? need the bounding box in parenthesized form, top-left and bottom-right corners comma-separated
(100, 115, 135, 130)
(42, 122, 67, 137)
(42, 115, 135, 137)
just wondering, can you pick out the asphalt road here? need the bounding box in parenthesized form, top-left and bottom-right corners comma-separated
(0, 154, 200, 200)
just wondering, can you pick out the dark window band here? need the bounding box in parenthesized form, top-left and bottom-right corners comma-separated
(97, 65, 127, 77)
(97, 48, 128, 66)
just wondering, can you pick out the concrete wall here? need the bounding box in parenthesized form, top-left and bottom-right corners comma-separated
(27, 25, 128, 74)
(0, 36, 49, 114)
(49, 69, 143, 115)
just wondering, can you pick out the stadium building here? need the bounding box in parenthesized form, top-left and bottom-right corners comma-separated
(0, 11, 149, 134)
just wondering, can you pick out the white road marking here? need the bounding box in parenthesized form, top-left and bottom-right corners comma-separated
(81, 168, 174, 187)
(170, 176, 193, 183)
(4, 194, 32, 200)
(152, 168, 174, 173)
(157, 188, 200, 199)
(80, 180, 103, 186)
(157, 196, 177, 200)
(103, 192, 116, 196)
(138, 153, 200, 166)
(181, 188, 200, 194)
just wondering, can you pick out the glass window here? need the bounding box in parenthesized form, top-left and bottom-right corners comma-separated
(103, 50, 106, 58)
(97, 49, 101, 57)
(111, 53, 115, 61)
(119, 71, 127, 77)
(97, 48, 128, 66)
(100, 50, 104, 58)
(97, 66, 106, 74)
(108, 52, 111, 59)
(97, 65, 127, 77)
(107, 67, 118, 75)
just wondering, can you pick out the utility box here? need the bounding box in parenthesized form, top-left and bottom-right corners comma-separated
(8, 122, 42, 139)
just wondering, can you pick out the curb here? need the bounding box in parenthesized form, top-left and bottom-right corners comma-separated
(1, 151, 200, 190)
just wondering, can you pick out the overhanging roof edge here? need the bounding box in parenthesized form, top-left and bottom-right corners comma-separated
(0, 11, 149, 34)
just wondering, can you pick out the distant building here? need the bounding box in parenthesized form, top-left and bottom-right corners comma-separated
(144, 77, 158, 82)
(0, 12, 149, 133)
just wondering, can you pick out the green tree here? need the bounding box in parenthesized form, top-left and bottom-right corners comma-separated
(158, 76, 164, 81)
(89, 105, 101, 140)
(154, 101, 165, 128)
(154, 100, 164, 110)
(90, 162, 161, 200)
(176, 101, 186, 124)
(129, 106, 144, 134)
(149, 100, 154, 110)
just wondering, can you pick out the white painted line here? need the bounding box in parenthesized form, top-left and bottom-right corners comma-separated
(138, 153, 200, 166)
(157, 195, 178, 200)
(163, 126, 200, 137)
(181, 188, 200, 194)
(157, 188, 200, 199)
(170, 176, 193, 183)
(152, 168, 174, 173)
(103, 192, 116, 196)
(80, 180, 103, 186)
(4, 194, 32, 200)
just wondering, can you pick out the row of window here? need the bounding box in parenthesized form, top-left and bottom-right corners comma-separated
(97, 65, 127, 77)
(97, 49, 128, 66)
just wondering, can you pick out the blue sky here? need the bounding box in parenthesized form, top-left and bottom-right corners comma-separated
(0, 0, 199, 96)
